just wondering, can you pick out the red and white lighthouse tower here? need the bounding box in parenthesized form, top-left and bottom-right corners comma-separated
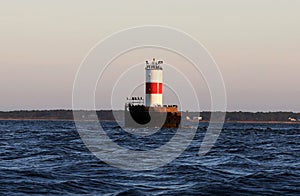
(145, 58, 163, 107)
(125, 58, 181, 128)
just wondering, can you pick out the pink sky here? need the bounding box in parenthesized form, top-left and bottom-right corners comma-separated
(0, 0, 299, 111)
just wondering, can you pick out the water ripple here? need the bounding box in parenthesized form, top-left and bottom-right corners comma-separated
(0, 120, 299, 195)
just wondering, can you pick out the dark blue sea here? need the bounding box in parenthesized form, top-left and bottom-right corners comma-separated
(0, 120, 299, 195)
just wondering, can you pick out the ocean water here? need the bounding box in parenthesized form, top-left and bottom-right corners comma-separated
(0, 120, 299, 195)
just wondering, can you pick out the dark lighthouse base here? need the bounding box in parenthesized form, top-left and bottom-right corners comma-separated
(125, 104, 181, 128)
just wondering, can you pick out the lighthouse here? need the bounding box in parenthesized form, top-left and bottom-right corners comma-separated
(145, 58, 163, 107)
(125, 58, 181, 128)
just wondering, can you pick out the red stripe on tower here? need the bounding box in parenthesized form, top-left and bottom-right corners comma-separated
(146, 82, 162, 94)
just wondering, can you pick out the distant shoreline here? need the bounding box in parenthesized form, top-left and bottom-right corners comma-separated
(0, 110, 299, 123)
(0, 118, 299, 124)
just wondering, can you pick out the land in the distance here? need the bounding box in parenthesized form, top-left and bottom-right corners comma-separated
(0, 110, 299, 123)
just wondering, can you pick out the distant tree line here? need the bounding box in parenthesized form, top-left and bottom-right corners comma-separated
(0, 110, 299, 122)
(196, 111, 300, 121)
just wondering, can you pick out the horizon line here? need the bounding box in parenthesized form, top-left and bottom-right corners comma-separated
(1, 109, 300, 113)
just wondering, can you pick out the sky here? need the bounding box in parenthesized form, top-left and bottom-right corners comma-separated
(0, 0, 299, 111)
